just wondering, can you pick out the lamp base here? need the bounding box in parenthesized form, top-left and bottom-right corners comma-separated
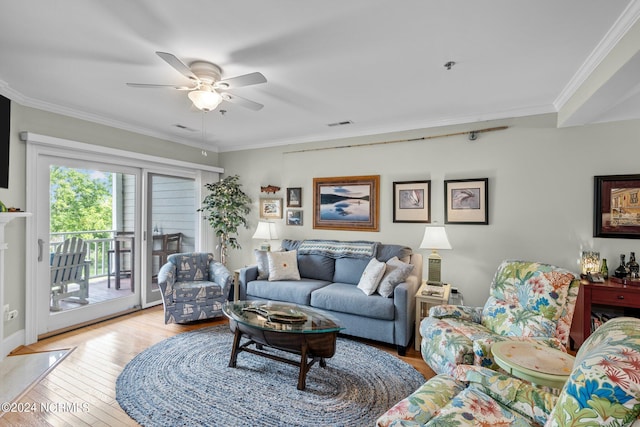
(259, 242, 271, 252)
(427, 250, 443, 285)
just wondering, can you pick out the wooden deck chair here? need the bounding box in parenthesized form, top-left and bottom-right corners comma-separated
(50, 237, 90, 311)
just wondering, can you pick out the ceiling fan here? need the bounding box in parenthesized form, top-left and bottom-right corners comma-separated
(127, 51, 267, 112)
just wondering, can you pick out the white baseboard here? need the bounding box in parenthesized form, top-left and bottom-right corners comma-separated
(2, 328, 26, 358)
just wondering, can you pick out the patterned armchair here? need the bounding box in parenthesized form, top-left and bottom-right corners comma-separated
(421, 260, 580, 376)
(157, 252, 232, 324)
(378, 316, 640, 426)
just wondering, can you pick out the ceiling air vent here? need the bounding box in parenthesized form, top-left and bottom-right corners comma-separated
(327, 120, 353, 127)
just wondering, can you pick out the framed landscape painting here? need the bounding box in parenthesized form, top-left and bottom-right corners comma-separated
(259, 198, 283, 219)
(286, 210, 303, 226)
(313, 175, 379, 231)
(594, 174, 640, 239)
(393, 180, 431, 223)
(445, 178, 488, 224)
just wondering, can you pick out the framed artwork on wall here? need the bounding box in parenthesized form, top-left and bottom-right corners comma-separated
(313, 175, 380, 231)
(594, 174, 640, 239)
(445, 178, 489, 224)
(286, 210, 303, 226)
(259, 198, 283, 219)
(393, 180, 431, 223)
(287, 187, 302, 207)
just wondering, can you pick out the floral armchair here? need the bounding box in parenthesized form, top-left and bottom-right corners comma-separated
(157, 252, 232, 324)
(421, 260, 580, 376)
(378, 316, 640, 426)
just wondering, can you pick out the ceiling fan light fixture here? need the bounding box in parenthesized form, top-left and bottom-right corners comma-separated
(188, 89, 222, 112)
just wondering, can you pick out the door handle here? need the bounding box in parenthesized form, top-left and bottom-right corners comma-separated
(38, 238, 44, 262)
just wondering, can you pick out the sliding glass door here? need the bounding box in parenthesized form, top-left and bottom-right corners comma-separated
(145, 173, 197, 307)
(35, 156, 141, 334)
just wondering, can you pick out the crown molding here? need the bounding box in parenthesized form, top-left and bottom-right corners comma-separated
(554, 0, 640, 110)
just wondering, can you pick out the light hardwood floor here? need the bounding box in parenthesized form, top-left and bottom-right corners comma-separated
(1, 305, 435, 426)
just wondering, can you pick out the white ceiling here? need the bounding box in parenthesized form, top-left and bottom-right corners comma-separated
(1, 1, 639, 153)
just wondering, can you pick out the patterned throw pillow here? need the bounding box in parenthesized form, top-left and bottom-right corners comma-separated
(267, 250, 301, 281)
(357, 258, 386, 296)
(254, 249, 269, 280)
(377, 256, 414, 297)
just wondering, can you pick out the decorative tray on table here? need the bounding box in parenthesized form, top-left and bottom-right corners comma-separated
(242, 305, 308, 324)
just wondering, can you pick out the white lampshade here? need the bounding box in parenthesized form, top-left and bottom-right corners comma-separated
(253, 221, 278, 251)
(419, 225, 452, 251)
(188, 88, 222, 112)
(253, 221, 278, 240)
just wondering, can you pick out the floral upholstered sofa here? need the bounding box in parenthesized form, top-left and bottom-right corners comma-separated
(378, 316, 640, 426)
(420, 260, 580, 376)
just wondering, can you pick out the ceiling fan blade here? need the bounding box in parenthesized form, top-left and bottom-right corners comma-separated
(126, 83, 194, 90)
(156, 51, 198, 81)
(216, 72, 267, 89)
(222, 93, 264, 111)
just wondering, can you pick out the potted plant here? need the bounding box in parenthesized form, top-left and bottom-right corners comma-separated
(199, 175, 252, 265)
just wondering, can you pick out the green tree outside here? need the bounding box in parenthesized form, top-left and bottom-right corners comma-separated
(50, 166, 113, 239)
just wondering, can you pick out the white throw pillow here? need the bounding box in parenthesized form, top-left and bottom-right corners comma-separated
(254, 249, 270, 280)
(357, 258, 386, 296)
(267, 250, 301, 281)
(377, 256, 414, 297)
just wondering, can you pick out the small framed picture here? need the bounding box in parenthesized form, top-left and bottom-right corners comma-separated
(286, 210, 303, 226)
(445, 178, 489, 224)
(393, 180, 431, 223)
(260, 198, 283, 219)
(287, 187, 302, 207)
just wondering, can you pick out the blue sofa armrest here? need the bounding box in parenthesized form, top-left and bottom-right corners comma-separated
(209, 261, 232, 299)
(239, 265, 258, 300)
(393, 277, 420, 349)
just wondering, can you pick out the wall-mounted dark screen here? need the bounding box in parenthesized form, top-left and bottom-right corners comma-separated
(0, 94, 10, 189)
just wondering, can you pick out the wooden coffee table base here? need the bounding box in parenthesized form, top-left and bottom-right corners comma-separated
(228, 321, 338, 390)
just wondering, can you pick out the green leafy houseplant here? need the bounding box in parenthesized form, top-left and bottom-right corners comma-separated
(199, 175, 252, 265)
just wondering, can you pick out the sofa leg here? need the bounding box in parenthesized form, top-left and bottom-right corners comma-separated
(397, 345, 407, 356)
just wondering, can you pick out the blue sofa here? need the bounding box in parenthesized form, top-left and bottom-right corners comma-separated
(238, 239, 423, 354)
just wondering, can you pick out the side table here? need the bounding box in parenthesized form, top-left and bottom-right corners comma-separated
(233, 268, 242, 301)
(415, 282, 451, 351)
(492, 341, 574, 389)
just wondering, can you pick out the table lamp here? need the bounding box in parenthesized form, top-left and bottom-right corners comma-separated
(252, 221, 278, 251)
(419, 224, 452, 285)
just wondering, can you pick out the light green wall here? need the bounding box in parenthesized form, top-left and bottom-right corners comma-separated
(220, 114, 640, 307)
(0, 102, 221, 339)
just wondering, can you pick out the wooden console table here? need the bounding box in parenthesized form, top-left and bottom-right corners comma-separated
(570, 278, 640, 349)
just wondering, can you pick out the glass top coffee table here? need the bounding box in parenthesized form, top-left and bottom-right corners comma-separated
(222, 300, 343, 390)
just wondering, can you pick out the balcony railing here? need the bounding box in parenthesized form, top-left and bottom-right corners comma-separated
(50, 230, 120, 279)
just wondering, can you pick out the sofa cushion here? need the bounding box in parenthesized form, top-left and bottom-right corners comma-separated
(311, 282, 395, 320)
(247, 279, 330, 306)
(376, 244, 413, 262)
(254, 249, 269, 280)
(267, 250, 301, 281)
(357, 258, 386, 295)
(377, 256, 414, 298)
(333, 257, 372, 285)
(296, 254, 335, 282)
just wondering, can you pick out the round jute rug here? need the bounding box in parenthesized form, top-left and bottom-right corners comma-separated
(116, 325, 424, 427)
